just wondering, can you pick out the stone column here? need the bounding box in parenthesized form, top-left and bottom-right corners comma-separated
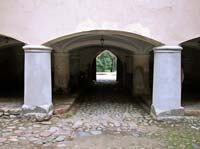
(53, 52, 70, 94)
(151, 45, 184, 120)
(22, 45, 53, 120)
(132, 54, 150, 96)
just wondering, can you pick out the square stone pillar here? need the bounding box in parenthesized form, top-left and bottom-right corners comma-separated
(22, 45, 53, 120)
(151, 45, 184, 120)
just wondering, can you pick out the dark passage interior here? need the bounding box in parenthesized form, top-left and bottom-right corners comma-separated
(0, 36, 24, 98)
(182, 37, 200, 114)
(53, 47, 133, 94)
(0, 36, 24, 110)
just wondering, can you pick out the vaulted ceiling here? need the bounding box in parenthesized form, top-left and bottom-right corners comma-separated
(0, 35, 24, 50)
(46, 30, 162, 54)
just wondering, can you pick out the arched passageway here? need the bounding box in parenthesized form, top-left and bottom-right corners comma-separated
(21, 30, 185, 120)
(0, 35, 24, 112)
(44, 30, 162, 115)
(181, 37, 200, 115)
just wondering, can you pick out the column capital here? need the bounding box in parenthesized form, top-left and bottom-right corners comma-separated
(153, 45, 183, 53)
(23, 45, 52, 53)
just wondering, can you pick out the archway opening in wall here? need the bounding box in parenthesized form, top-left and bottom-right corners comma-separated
(45, 30, 162, 114)
(0, 35, 24, 114)
(96, 50, 117, 82)
(181, 37, 200, 116)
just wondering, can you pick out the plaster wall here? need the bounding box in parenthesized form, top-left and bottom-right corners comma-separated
(0, 0, 199, 45)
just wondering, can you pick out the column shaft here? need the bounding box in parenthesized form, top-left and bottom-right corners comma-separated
(23, 45, 53, 120)
(151, 45, 184, 119)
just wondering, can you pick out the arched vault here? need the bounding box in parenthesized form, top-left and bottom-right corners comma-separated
(44, 30, 162, 54)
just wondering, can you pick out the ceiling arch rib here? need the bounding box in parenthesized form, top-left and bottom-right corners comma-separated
(62, 39, 142, 53)
(45, 30, 162, 54)
(44, 30, 162, 46)
(62, 34, 143, 50)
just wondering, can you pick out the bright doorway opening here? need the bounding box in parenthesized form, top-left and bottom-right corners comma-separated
(96, 50, 117, 82)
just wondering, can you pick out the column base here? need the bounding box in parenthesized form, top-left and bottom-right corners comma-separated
(22, 104, 53, 121)
(150, 105, 184, 120)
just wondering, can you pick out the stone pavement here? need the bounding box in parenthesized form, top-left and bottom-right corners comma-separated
(0, 95, 76, 118)
(0, 82, 200, 148)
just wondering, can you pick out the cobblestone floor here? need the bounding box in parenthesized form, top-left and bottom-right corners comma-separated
(0, 82, 200, 148)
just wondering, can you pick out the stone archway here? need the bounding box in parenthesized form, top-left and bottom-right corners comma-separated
(23, 30, 186, 120)
(46, 30, 163, 118)
(47, 30, 161, 96)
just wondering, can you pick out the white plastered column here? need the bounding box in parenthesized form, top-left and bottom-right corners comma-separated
(22, 45, 53, 120)
(151, 45, 184, 120)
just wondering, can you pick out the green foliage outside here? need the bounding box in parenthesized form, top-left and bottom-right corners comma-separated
(96, 51, 117, 72)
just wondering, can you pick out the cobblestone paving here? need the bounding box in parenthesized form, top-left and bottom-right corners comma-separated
(0, 82, 200, 148)
(65, 82, 155, 132)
